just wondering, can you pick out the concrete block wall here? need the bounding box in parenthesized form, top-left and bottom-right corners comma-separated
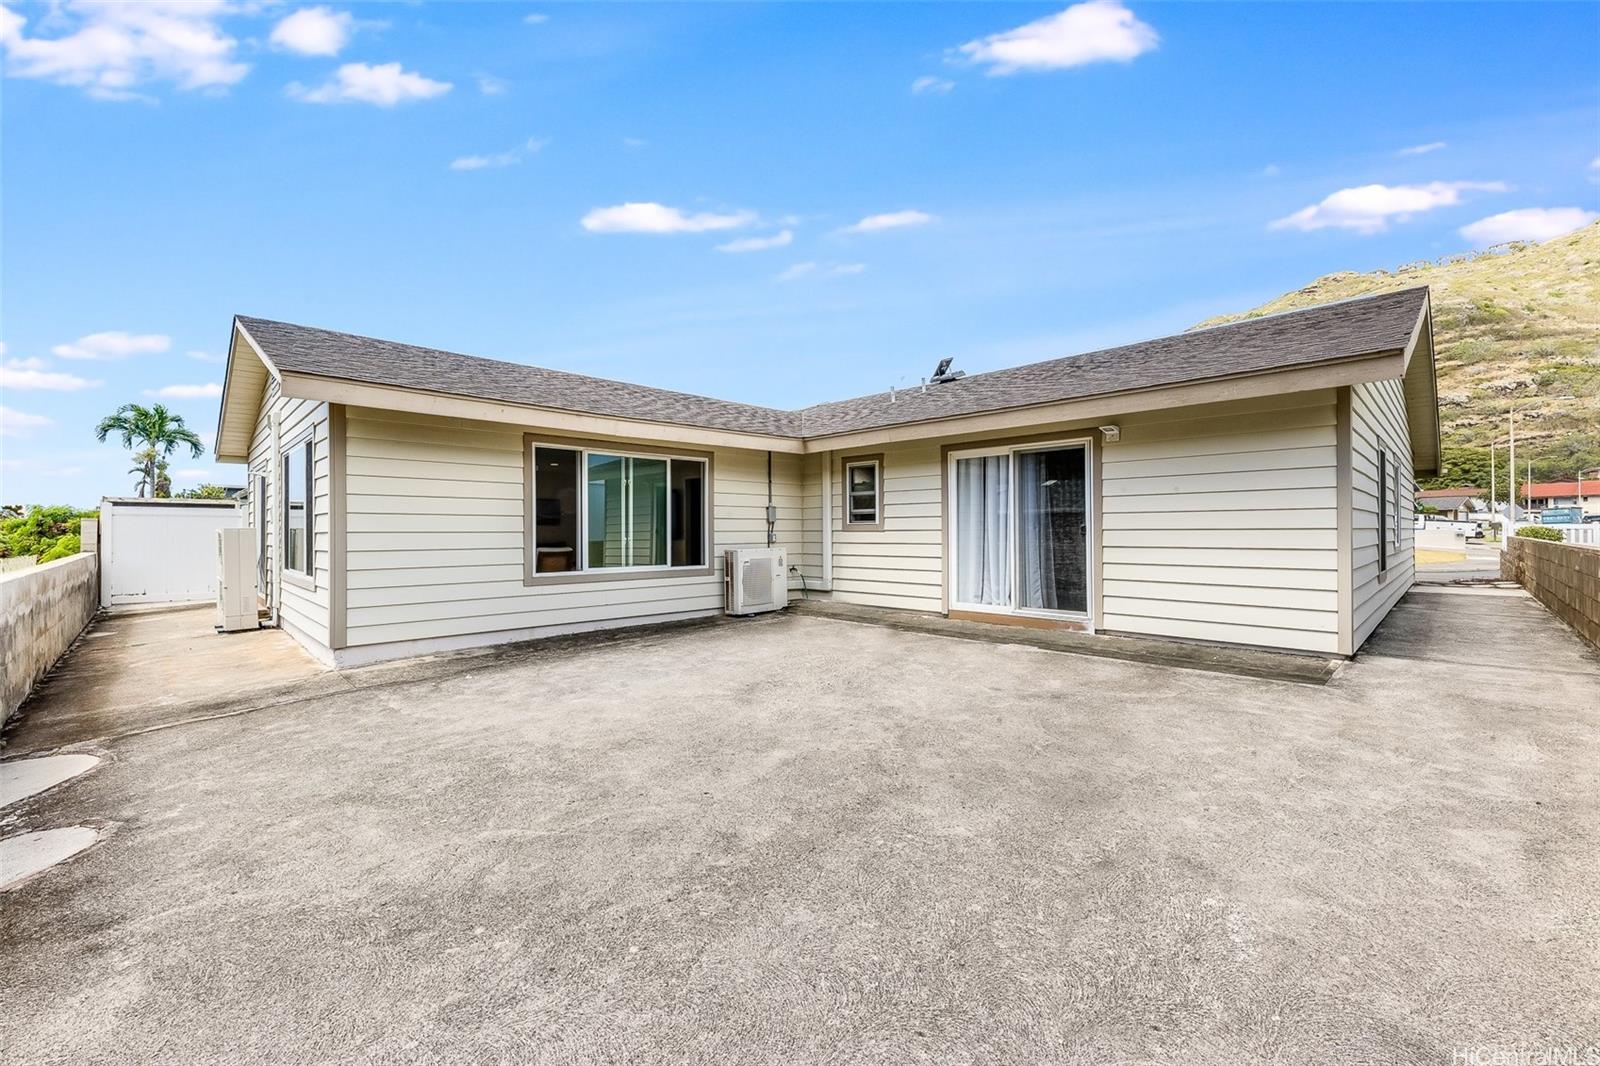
(0, 552, 100, 723)
(1502, 536, 1600, 651)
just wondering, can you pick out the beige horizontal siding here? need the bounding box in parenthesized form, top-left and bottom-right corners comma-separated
(247, 379, 331, 657)
(1099, 391, 1341, 654)
(827, 442, 945, 612)
(338, 407, 806, 651)
(1350, 378, 1415, 649)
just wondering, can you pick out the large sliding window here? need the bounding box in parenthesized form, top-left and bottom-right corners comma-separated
(528, 442, 708, 579)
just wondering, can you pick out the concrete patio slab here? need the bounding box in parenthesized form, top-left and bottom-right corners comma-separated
(1, 605, 326, 756)
(0, 590, 1595, 1063)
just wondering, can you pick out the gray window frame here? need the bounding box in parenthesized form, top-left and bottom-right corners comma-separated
(522, 435, 714, 586)
(842, 454, 884, 532)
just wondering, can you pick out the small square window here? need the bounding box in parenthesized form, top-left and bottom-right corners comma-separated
(844, 458, 881, 529)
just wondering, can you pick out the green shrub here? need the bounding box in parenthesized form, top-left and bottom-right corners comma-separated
(38, 534, 82, 562)
(1515, 525, 1565, 542)
(0, 505, 94, 559)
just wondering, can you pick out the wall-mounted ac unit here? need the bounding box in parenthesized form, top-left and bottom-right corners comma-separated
(216, 527, 259, 632)
(725, 547, 788, 616)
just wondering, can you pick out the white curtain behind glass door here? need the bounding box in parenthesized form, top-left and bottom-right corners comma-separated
(956, 455, 1011, 606)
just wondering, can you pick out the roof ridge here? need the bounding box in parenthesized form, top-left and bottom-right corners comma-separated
(795, 286, 1428, 420)
(235, 314, 797, 420)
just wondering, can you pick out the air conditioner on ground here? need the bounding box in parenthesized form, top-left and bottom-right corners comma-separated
(216, 527, 259, 632)
(725, 547, 788, 616)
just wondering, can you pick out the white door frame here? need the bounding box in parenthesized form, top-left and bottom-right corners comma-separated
(946, 436, 1095, 628)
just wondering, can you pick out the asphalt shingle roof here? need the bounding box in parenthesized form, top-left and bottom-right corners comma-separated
(236, 286, 1428, 441)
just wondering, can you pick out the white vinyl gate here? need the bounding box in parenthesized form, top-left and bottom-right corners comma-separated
(99, 498, 246, 609)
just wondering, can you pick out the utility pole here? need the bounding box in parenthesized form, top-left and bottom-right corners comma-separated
(1508, 410, 1516, 521)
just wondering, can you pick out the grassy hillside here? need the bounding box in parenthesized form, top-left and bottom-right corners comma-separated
(1199, 222, 1600, 486)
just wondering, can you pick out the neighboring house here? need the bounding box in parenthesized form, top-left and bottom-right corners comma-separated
(1520, 481, 1600, 517)
(213, 287, 1438, 666)
(1417, 487, 1485, 521)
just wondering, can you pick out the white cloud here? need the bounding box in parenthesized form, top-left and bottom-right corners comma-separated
(174, 468, 214, 480)
(450, 137, 547, 171)
(187, 349, 227, 363)
(1397, 141, 1447, 156)
(0, 405, 53, 438)
(1259, 163, 1282, 178)
(777, 261, 865, 282)
(1460, 207, 1598, 245)
(524, 12, 549, 24)
(475, 73, 509, 96)
(269, 7, 353, 57)
(843, 210, 935, 234)
(52, 330, 171, 360)
(0, 359, 103, 391)
(1270, 181, 1507, 235)
(288, 62, 452, 106)
(0, 0, 248, 101)
(581, 202, 756, 234)
(622, 137, 648, 149)
(911, 75, 954, 95)
(716, 230, 794, 253)
(144, 383, 223, 399)
(957, 1, 1158, 76)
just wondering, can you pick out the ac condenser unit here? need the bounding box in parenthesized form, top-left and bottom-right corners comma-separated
(216, 526, 259, 632)
(724, 547, 788, 616)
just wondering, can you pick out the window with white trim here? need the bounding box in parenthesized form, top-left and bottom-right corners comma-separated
(844, 459, 881, 527)
(529, 443, 708, 576)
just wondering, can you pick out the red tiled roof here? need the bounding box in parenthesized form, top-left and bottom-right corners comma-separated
(1524, 482, 1585, 497)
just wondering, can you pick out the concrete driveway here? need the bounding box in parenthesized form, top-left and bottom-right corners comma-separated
(2, 593, 1597, 1064)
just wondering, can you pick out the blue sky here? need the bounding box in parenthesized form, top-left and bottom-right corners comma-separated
(2, 1, 1597, 506)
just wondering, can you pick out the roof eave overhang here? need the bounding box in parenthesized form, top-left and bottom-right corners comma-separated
(275, 371, 809, 454)
(797, 347, 1410, 453)
(1399, 295, 1442, 479)
(213, 319, 281, 464)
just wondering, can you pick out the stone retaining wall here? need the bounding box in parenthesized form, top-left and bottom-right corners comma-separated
(0, 552, 100, 723)
(1502, 536, 1600, 651)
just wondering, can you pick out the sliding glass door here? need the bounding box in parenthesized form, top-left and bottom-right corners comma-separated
(949, 440, 1091, 621)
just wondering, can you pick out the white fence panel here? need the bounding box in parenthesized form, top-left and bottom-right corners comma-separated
(1559, 524, 1599, 546)
(100, 498, 245, 609)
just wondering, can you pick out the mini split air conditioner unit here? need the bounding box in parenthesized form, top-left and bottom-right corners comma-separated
(725, 547, 788, 616)
(216, 527, 259, 632)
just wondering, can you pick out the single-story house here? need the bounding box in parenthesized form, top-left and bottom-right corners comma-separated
(1416, 487, 1484, 521)
(213, 287, 1438, 667)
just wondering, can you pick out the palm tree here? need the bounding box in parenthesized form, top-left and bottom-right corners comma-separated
(96, 403, 204, 498)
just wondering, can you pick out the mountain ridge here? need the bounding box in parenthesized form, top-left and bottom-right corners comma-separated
(1198, 223, 1600, 487)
